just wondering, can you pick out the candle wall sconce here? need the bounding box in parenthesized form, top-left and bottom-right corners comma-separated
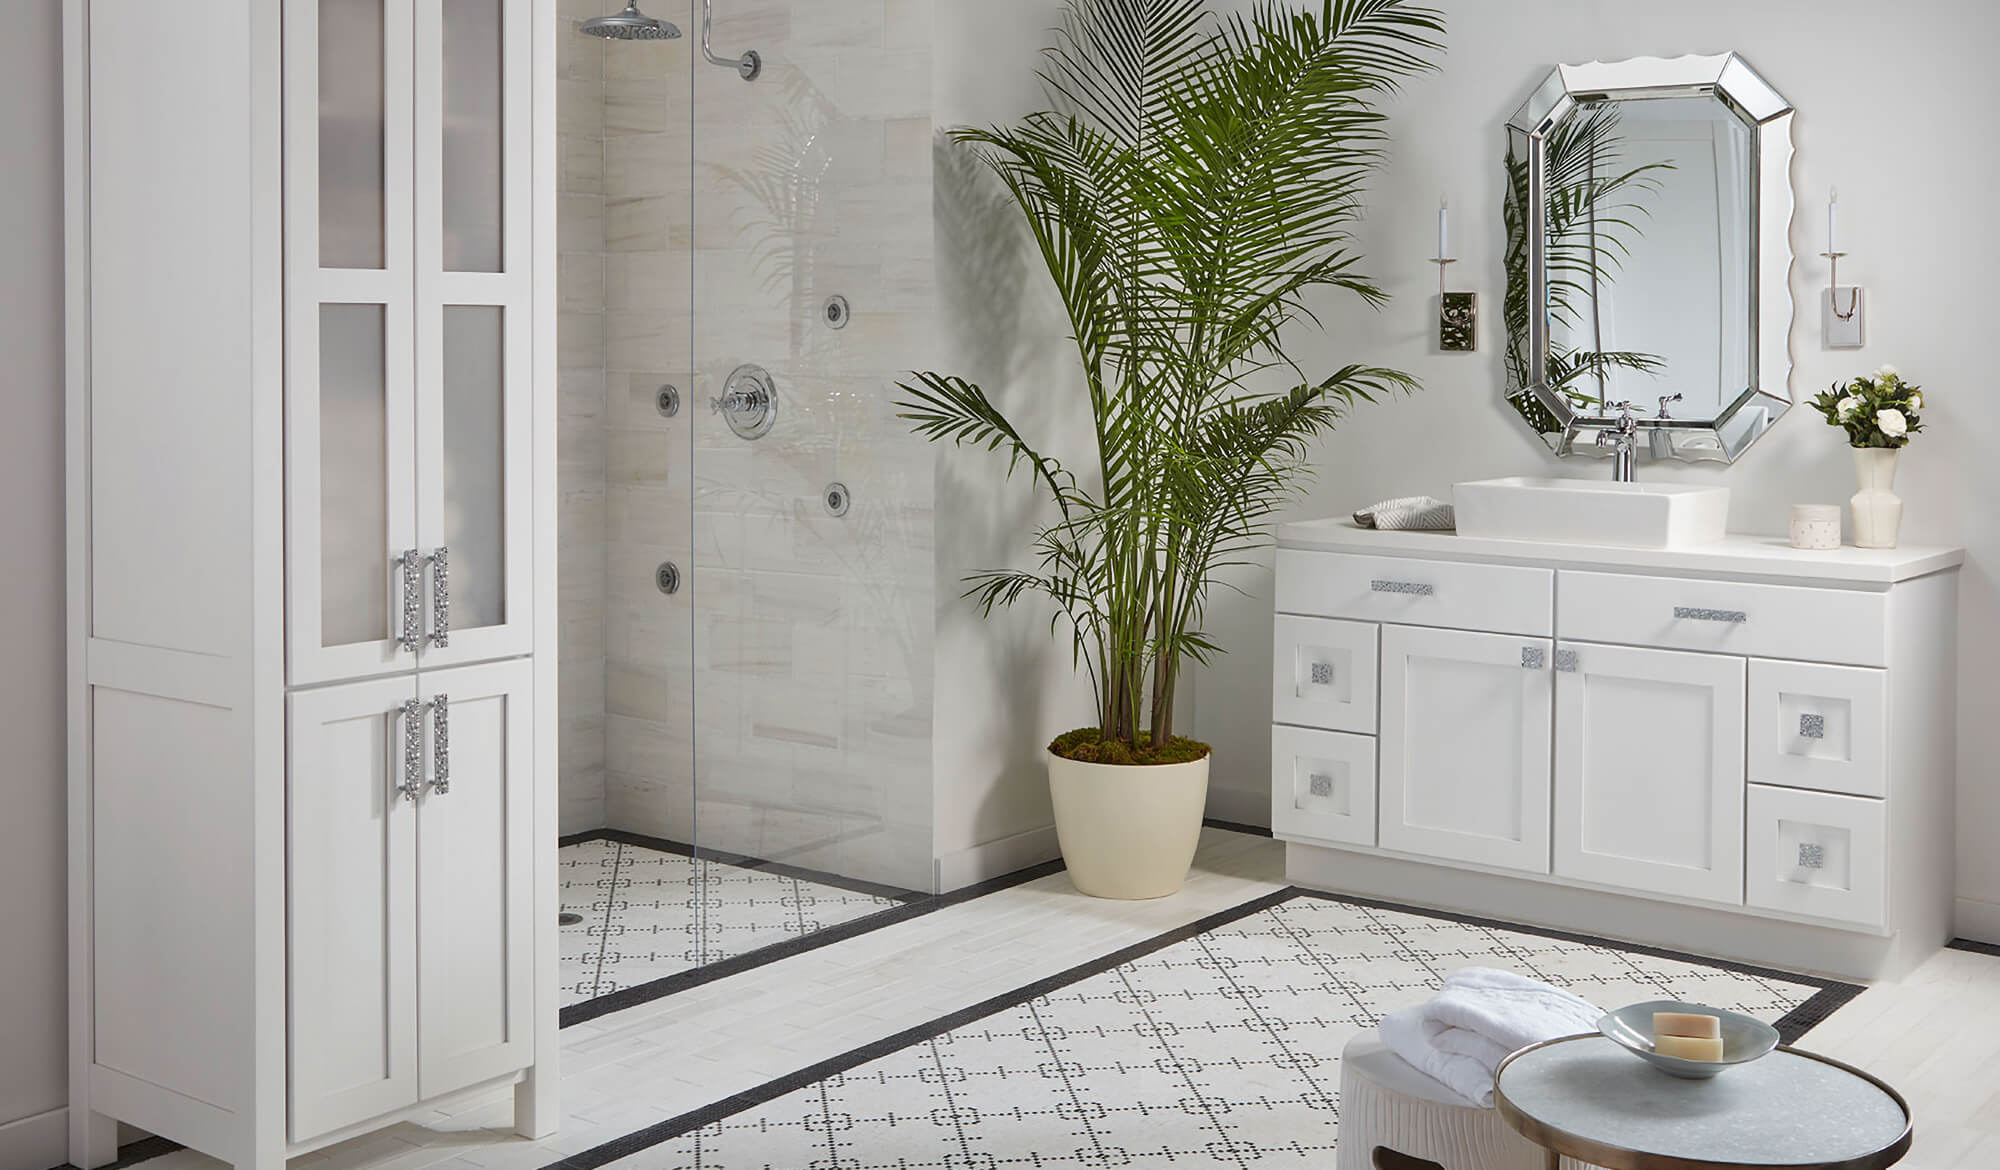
(1432, 197, 1476, 352)
(1822, 187, 1865, 349)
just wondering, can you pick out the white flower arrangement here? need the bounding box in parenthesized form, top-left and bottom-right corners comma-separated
(1811, 367, 1927, 449)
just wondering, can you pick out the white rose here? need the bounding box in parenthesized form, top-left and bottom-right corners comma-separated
(1910, 391, 1924, 410)
(1877, 364, 1900, 379)
(1836, 395, 1861, 419)
(1877, 408, 1909, 438)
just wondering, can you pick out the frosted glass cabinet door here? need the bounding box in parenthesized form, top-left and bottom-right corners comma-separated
(415, 0, 533, 669)
(286, 0, 419, 685)
(1378, 625, 1553, 873)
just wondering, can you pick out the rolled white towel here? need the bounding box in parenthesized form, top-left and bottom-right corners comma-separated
(1377, 968, 1604, 1107)
(1353, 495, 1455, 531)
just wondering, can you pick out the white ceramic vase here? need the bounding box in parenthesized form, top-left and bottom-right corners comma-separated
(1849, 447, 1904, 550)
(1047, 751, 1210, 899)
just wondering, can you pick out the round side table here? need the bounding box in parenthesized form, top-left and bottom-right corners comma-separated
(1493, 1035, 1912, 1170)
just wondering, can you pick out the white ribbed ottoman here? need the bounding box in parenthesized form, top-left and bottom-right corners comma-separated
(1336, 1033, 1588, 1170)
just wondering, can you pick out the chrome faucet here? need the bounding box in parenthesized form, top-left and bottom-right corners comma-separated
(1595, 400, 1642, 483)
(1649, 393, 1683, 460)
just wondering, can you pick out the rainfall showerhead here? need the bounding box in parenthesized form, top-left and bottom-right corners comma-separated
(579, 1, 681, 40)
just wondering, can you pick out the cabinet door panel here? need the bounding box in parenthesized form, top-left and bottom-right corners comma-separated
(1554, 642, 1745, 904)
(1272, 615, 1378, 734)
(287, 0, 420, 686)
(414, 0, 535, 670)
(417, 658, 534, 1097)
(1271, 725, 1377, 846)
(288, 676, 421, 1141)
(1379, 626, 1553, 873)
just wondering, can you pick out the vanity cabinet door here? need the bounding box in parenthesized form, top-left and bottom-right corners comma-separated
(1554, 642, 1746, 905)
(1378, 626, 1553, 873)
(287, 676, 423, 1142)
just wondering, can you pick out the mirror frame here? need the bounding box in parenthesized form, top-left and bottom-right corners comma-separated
(1506, 53, 1796, 464)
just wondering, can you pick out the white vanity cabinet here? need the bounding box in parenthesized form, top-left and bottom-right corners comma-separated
(65, 2, 558, 1168)
(1270, 522, 1963, 980)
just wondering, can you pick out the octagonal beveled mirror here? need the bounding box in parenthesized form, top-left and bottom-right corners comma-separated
(1504, 53, 1796, 465)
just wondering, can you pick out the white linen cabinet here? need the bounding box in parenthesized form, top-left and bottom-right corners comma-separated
(64, 2, 559, 1168)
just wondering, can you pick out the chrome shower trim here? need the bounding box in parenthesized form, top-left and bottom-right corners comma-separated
(700, 0, 761, 80)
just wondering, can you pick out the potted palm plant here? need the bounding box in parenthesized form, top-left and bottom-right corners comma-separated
(900, 0, 1443, 899)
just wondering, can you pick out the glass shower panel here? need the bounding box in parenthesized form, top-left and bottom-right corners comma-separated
(689, 0, 936, 903)
(318, 0, 387, 269)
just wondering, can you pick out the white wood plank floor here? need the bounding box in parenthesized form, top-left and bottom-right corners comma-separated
(115, 829, 2000, 1170)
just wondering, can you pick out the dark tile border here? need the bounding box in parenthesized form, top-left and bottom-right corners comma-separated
(1948, 937, 2000, 958)
(1202, 816, 1273, 838)
(570, 828, 930, 904)
(45, 1135, 183, 1170)
(543, 886, 1864, 1170)
(559, 840, 1067, 1029)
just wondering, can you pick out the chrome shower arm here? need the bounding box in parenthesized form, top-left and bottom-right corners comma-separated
(700, 0, 761, 80)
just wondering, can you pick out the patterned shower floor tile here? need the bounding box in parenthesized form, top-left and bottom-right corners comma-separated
(571, 889, 1857, 1170)
(561, 836, 913, 1008)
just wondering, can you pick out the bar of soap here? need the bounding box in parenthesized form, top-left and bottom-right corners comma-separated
(1654, 1034, 1725, 1062)
(1653, 1011, 1722, 1040)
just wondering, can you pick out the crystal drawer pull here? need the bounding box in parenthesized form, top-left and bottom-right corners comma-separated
(396, 550, 424, 653)
(1554, 649, 1579, 673)
(429, 546, 451, 649)
(1797, 841, 1826, 870)
(1800, 713, 1826, 740)
(399, 699, 425, 802)
(429, 694, 450, 795)
(1674, 606, 1747, 624)
(1521, 647, 1545, 670)
(1372, 579, 1434, 597)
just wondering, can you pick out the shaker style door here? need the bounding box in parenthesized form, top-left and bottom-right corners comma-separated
(287, 675, 424, 1142)
(412, 0, 536, 670)
(416, 658, 535, 1098)
(1553, 642, 1746, 904)
(286, 0, 424, 686)
(1378, 625, 1554, 873)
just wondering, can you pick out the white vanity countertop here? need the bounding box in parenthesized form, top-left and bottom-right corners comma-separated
(1277, 518, 1965, 586)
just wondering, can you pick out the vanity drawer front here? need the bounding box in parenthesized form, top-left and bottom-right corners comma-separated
(1557, 571, 1888, 667)
(1276, 549, 1553, 636)
(1271, 725, 1377, 848)
(1745, 785, 1886, 929)
(1747, 660, 1887, 798)
(1273, 615, 1378, 734)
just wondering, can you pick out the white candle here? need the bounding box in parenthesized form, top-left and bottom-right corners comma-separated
(1828, 187, 1840, 255)
(1437, 196, 1450, 259)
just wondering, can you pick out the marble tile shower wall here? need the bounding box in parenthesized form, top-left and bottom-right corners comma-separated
(688, 0, 937, 892)
(568, 0, 938, 893)
(557, 2, 608, 836)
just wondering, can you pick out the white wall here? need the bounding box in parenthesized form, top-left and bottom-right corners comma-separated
(936, 0, 2000, 924)
(0, 0, 72, 1156)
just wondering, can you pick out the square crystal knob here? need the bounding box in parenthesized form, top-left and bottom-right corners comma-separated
(1799, 713, 1826, 740)
(1309, 661, 1334, 686)
(1798, 841, 1827, 870)
(1308, 773, 1334, 799)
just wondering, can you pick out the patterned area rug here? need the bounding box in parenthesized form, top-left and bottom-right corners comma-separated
(562, 888, 1859, 1170)
(561, 836, 913, 1008)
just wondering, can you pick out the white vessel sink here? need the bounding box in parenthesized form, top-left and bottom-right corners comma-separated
(1453, 476, 1730, 549)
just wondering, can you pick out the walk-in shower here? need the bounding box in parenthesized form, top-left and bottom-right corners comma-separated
(556, 0, 936, 1015)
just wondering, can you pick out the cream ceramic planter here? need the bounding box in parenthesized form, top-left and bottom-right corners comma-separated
(1047, 751, 1210, 899)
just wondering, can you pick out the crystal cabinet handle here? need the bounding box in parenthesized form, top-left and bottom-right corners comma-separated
(397, 550, 424, 652)
(399, 698, 425, 802)
(429, 547, 451, 649)
(429, 694, 450, 796)
(1522, 647, 1546, 670)
(1674, 606, 1747, 624)
(1554, 649, 1580, 673)
(1371, 579, 1435, 597)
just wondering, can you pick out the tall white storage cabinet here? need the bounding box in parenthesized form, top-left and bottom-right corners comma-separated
(63, 2, 560, 1168)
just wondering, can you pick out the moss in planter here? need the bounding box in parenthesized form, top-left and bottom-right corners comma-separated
(1049, 726, 1213, 766)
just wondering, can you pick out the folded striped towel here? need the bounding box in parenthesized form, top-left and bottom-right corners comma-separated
(1353, 495, 1455, 531)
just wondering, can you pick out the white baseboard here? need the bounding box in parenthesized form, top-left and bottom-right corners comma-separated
(934, 824, 1061, 894)
(1956, 897, 2000, 944)
(0, 1108, 66, 1170)
(1203, 785, 1269, 830)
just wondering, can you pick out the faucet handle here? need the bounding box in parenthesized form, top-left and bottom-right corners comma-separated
(1657, 393, 1683, 420)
